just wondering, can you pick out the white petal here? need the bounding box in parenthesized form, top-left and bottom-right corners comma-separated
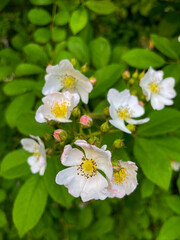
(128, 95, 145, 117)
(21, 138, 39, 153)
(171, 161, 180, 171)
(61, 145, 83, 166)
(76, 85, 89, 104)
(151, 94, 173, 110)
(42, 75, 63, 95)
(109, 105, 118, 119)
(31, 165, 40, 174)
(35, 105, 48, 123)
(27, 156, 37, 165)
(80, 172, 108, 202)
(109, 118, 131, 134)
(101, 145, 107, 151)
(160, 77, 176, 99)
(126, 117, 150, 125)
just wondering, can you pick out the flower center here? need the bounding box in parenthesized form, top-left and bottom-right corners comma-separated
(117, 106, 132, 120)
(77, 157, 97, 178)
(33, 151, 41, 161)
(51, 102, 69, 118)
(148, 81, 160, 93)
(113, 168, 128, 185)
(63, 75, 76, 89)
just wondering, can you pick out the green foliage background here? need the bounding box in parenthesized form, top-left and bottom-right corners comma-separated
(0, 0, 180, 239)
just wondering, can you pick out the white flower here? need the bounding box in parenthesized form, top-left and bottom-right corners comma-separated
(21, 135, 46, 176)
(171, 161, 180, 171)
(42, 59, 93, 104)
(107, 88, 150, 134)
(55, 140, 112, 202)
(35, 91, 79, 123)
(140, 67, 176, 110)
(107, 160, 138, 198)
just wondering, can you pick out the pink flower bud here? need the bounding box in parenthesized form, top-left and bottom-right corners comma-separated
(53, 129, 63, 141)
(80, 115, 92, 127)
(47, 64, 52, 68)
(139, 101, 144, 107)
(89, 77, 97, 86)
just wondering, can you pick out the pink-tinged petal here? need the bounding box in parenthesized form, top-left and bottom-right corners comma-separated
(80, 172, 108, 202)
(109, 118, 131, 134)
(126, 117, 150, 125)
(21, 138, 39, 153)
(61, 145, 83, 166)
(108, 188, 126, 199)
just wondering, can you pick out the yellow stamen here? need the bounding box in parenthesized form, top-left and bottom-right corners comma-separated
(77, 157, 97, 178)
(33, 151, 41, 161)
(51, 102, 68, 118)
(113, 168, 128, 185)
(117, 107, 131, 120)
(148, 81, 160, 93)
(64, 75, 76, 89)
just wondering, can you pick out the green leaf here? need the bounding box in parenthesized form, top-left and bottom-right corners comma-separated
(44, 157, 73, 208)
(163, 63, 180, 84)
(90, 37, 111, 69)
(54, 50, 73, 64)
(15, 63, 43, 76)
(13, 175, 48, 237)
(23, 43, 48, 66)
(137, 108, 180, 137)
(0, 48, 20, 64)
(0, 149, 30, 179)
(11, 34, 29, 51)
(90, 217, 114, 236)
(0, 65, 14, 81)
(151, 34, 179, 60)
(51, 27, 66, 42)
(134, 138, 172, 190)
(5, 93, 35, 128)
(17, 111, 53, 137)
(85, 1, 117, 15)
(166, 195, 180, 214)
(122, 48, 165, 69)
(0, 209, 7, 228)
(70, 7, 88, 34)
(3, 79, 36, 96)
(141, 178, 155, 199)
(28, 8, 51, 25)
(157, 216, 180, 240)
(33, 28, 51, 44)
(29, 0, 53, 5)
(68, 36, 89, 63)
(78, 207, 93, 228)
(90, 64, 125, 98)
(0, 189, 6, 203)
(54, 10, 70, 26)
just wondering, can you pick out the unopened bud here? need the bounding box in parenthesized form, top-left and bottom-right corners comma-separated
(71, 107, 81, 118)
(43, 133, 52, 141)
(54, 129, 68, 141)
(113, 139, 125, 149)
(122, 70, 130, 80)
(47, 64, 52, 68)
(89, 77, 97, 86)
(70, 58, 77, 67)
(104, 107, 109, 116)
(100, 122, 109, 133)
(132, 70, 138, 79)
(127, 124, 136, 132)
(129, 78, 135, 85)
(88, 136, 100, 145)
(80, 63, 89, 73)
(130, 90, 137, 96)
(148, 40, 154, 50)
(139, 71, 145, 80)
(80, 115, 92, 127)
(139, 101, 144, 107)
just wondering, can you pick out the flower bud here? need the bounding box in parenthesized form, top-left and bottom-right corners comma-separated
(80, 115, 92, 127)
(139, 101, 144, 107)
(71, 107, 81, 118)
(127, 124, 136, 132)
(80, 63, 89, 73)
(53, 129, 68, 141)
(88, 136, 100, 145)
(129, 78, 135, 85)
(43, 133, 52, 141)
(132, 70, 138, 79)
(104, 107, 109, 116)
(139, 71, 145, 80)
(113, 139, 125, 149)
(89, 77, 97, 86)
(122, 70, 130, 80)
(70, 58, 77, 67)
(100, 122, 109, 133)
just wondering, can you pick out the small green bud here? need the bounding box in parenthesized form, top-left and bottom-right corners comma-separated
(113, 139, 125, 149)
(70, 58, 77, 67)
(132, 70, 138, 79)
(58, 130, 68, 141)
(139, 71, 145, 80)
(88, 136, 100, 145)
(130, 90, 137, 96)
(100, 122, 109, 133)
(71, 107, 81, 118)
(129, 78, 135, 85)
(43, 133, 52, 141)
(127, 124, 136, 132)
(80, 63, 89, 73)
(104, 107, 109, 116)
(122, 70, 130, 80)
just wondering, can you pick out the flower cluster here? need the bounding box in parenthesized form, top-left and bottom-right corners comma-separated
(21, 60, 177, 202)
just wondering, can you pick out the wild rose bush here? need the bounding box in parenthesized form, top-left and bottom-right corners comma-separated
(0, 0, 180, 240)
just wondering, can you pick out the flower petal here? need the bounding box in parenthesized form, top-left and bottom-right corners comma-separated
(151, 94, 173, 110)
(109, 118, 131, 134)
(21, 138, 39, 153)
(160, 77, 176, 99)
(42, 75, 63, 95)
(61, 145, 84, 166)
(126, 117, 150, 125)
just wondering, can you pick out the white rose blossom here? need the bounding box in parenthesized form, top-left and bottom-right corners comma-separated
(107, 160, 138, 198)
(107, 88, 150, 134)
(21, 135, 46, 176)
(35, 91, 79, 123)
(140, 66, 176, 110)
(171, 161, 180, 172)
(55, 140, 113, 202)
(42, 59, 93, 104)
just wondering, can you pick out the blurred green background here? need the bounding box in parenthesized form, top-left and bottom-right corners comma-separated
(0, 0, 180, 239)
